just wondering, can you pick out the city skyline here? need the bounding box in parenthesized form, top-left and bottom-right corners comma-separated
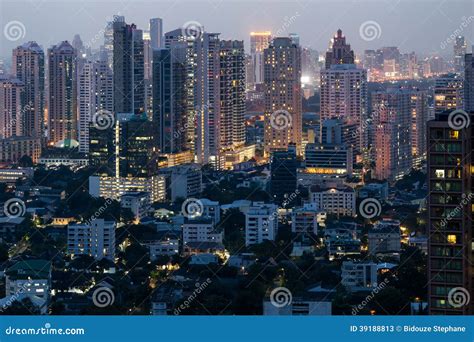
(1, 0, 473, 59)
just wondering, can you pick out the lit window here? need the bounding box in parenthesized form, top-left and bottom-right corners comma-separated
(447, 235, 457, 244)
(449, 130, 459, 139)
(435, 169, 445, 178)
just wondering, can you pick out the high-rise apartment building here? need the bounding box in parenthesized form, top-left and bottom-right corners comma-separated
(434, 74, 464, 115)
(454, 36, 467, 74)
(12, 41, 45, 139)
(77, 60, 113, 153)
(465, 54, 473, 112)
(263, 37, 302, 156)
(47, 41, 77, 145)
(427, 111, 473, 315)
(372, 88, 417, 181)
(219, 40, 246, 151)
(320, 64, 367, 157)
(67, 219, 116, 260)
(0, 77, 24, 138)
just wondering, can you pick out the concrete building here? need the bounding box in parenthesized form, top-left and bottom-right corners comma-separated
(341, 261, 378, 292)
(120, 191, 151, 221)
(250, 31, 271, 86)
(0, 136, 41, 163)
(245, 202, 278, 246)
(368, 219, 401, 255)
(67, 219, 116, 260)
(434, 74, 463, 115)
(159, 164, 202, 202)
(0, 76, 24, 138)
(309, 183, 356, 217)
(291, 204, 318, 235)
(182, 218, 222, 244)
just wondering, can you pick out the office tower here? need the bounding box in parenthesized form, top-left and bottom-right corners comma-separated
(89, 124, 115, 175)
(194, 32, 221, 167)
(263, 37, 302, 156)
(381, 47, 401, 78)
(0, 76, 24, 138)
(454, 36, 467, 74)
(427, 111, 473, 314)
(104, 15, 125, 69)
(68, 219, 116, 260)
(113, 21, 145, 115)
(465, 54, 473, 112)
(48, 41, 77, 145)
(78, 60, 113, 153)
(116, 113, 157, 178)
(152, 44, 187, 154)
(372, 89, 414, 181)
(250, 31, 271, 85)
(12, 42, 45, 139)
(219, 40, 246, 151)
(325, 29, 354, 69)
(305, 119, 353, 176)
(434, 74, 463, 115)
(270, 146, 298, 205)
(72, 34, 84, 56)
(150, 18, 163, 49)
(320, 64, 367, 157)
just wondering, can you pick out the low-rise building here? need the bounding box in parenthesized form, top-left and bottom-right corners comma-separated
(291, 204, 319, 235)
(148, 239, 180, 260)
(67, 219, 116, 260)
(368, 219, 401, 255)
(182, 218, 222, 245)
(0, 136, 41, 164)
(245, 202, 278, 246)
(120, 192, 151, 222)
(0, 167, 34, 184)
(159, 164, 202, 202)
(341, 261, 378, 292)
(309, 183, 356, 217)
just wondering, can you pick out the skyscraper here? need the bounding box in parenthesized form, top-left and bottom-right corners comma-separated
(250, 31, 271, 86)
(78, 60, 113, 153)
(149, 18, 163, 49)
(103, 15, 125, 69)
(48, 41, 77, 145)
(453, 36, 467, 74)
(263, 37, 302, 156)
(219, 40, 246, 151)
(434, 74, 464, 115)
(270, 146, 298, 205)
(152, 44, 188, 154)
(12, 41, 45, 139)
(113, 21, 145, 115)
(427, 110, 473, 315)
(0, 76, 23, 138)
(320, 64, 367, 158)
(372, 88, 417, 181)
(325, 29, 355, 69)
(465, 54, 473, 112)
(194, 32, 221, 167)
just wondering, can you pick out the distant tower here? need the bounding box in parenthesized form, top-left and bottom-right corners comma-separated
(453, 36, 467, 74)
(325, 29, 355, 69)
(465, 54, 473, 112)
(250, 31, 272, 85)
(12, 41, 45, 138)
(149, 18, 163, 49)
(0, 77, 23, 138)
(48, 41, 77, 145)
